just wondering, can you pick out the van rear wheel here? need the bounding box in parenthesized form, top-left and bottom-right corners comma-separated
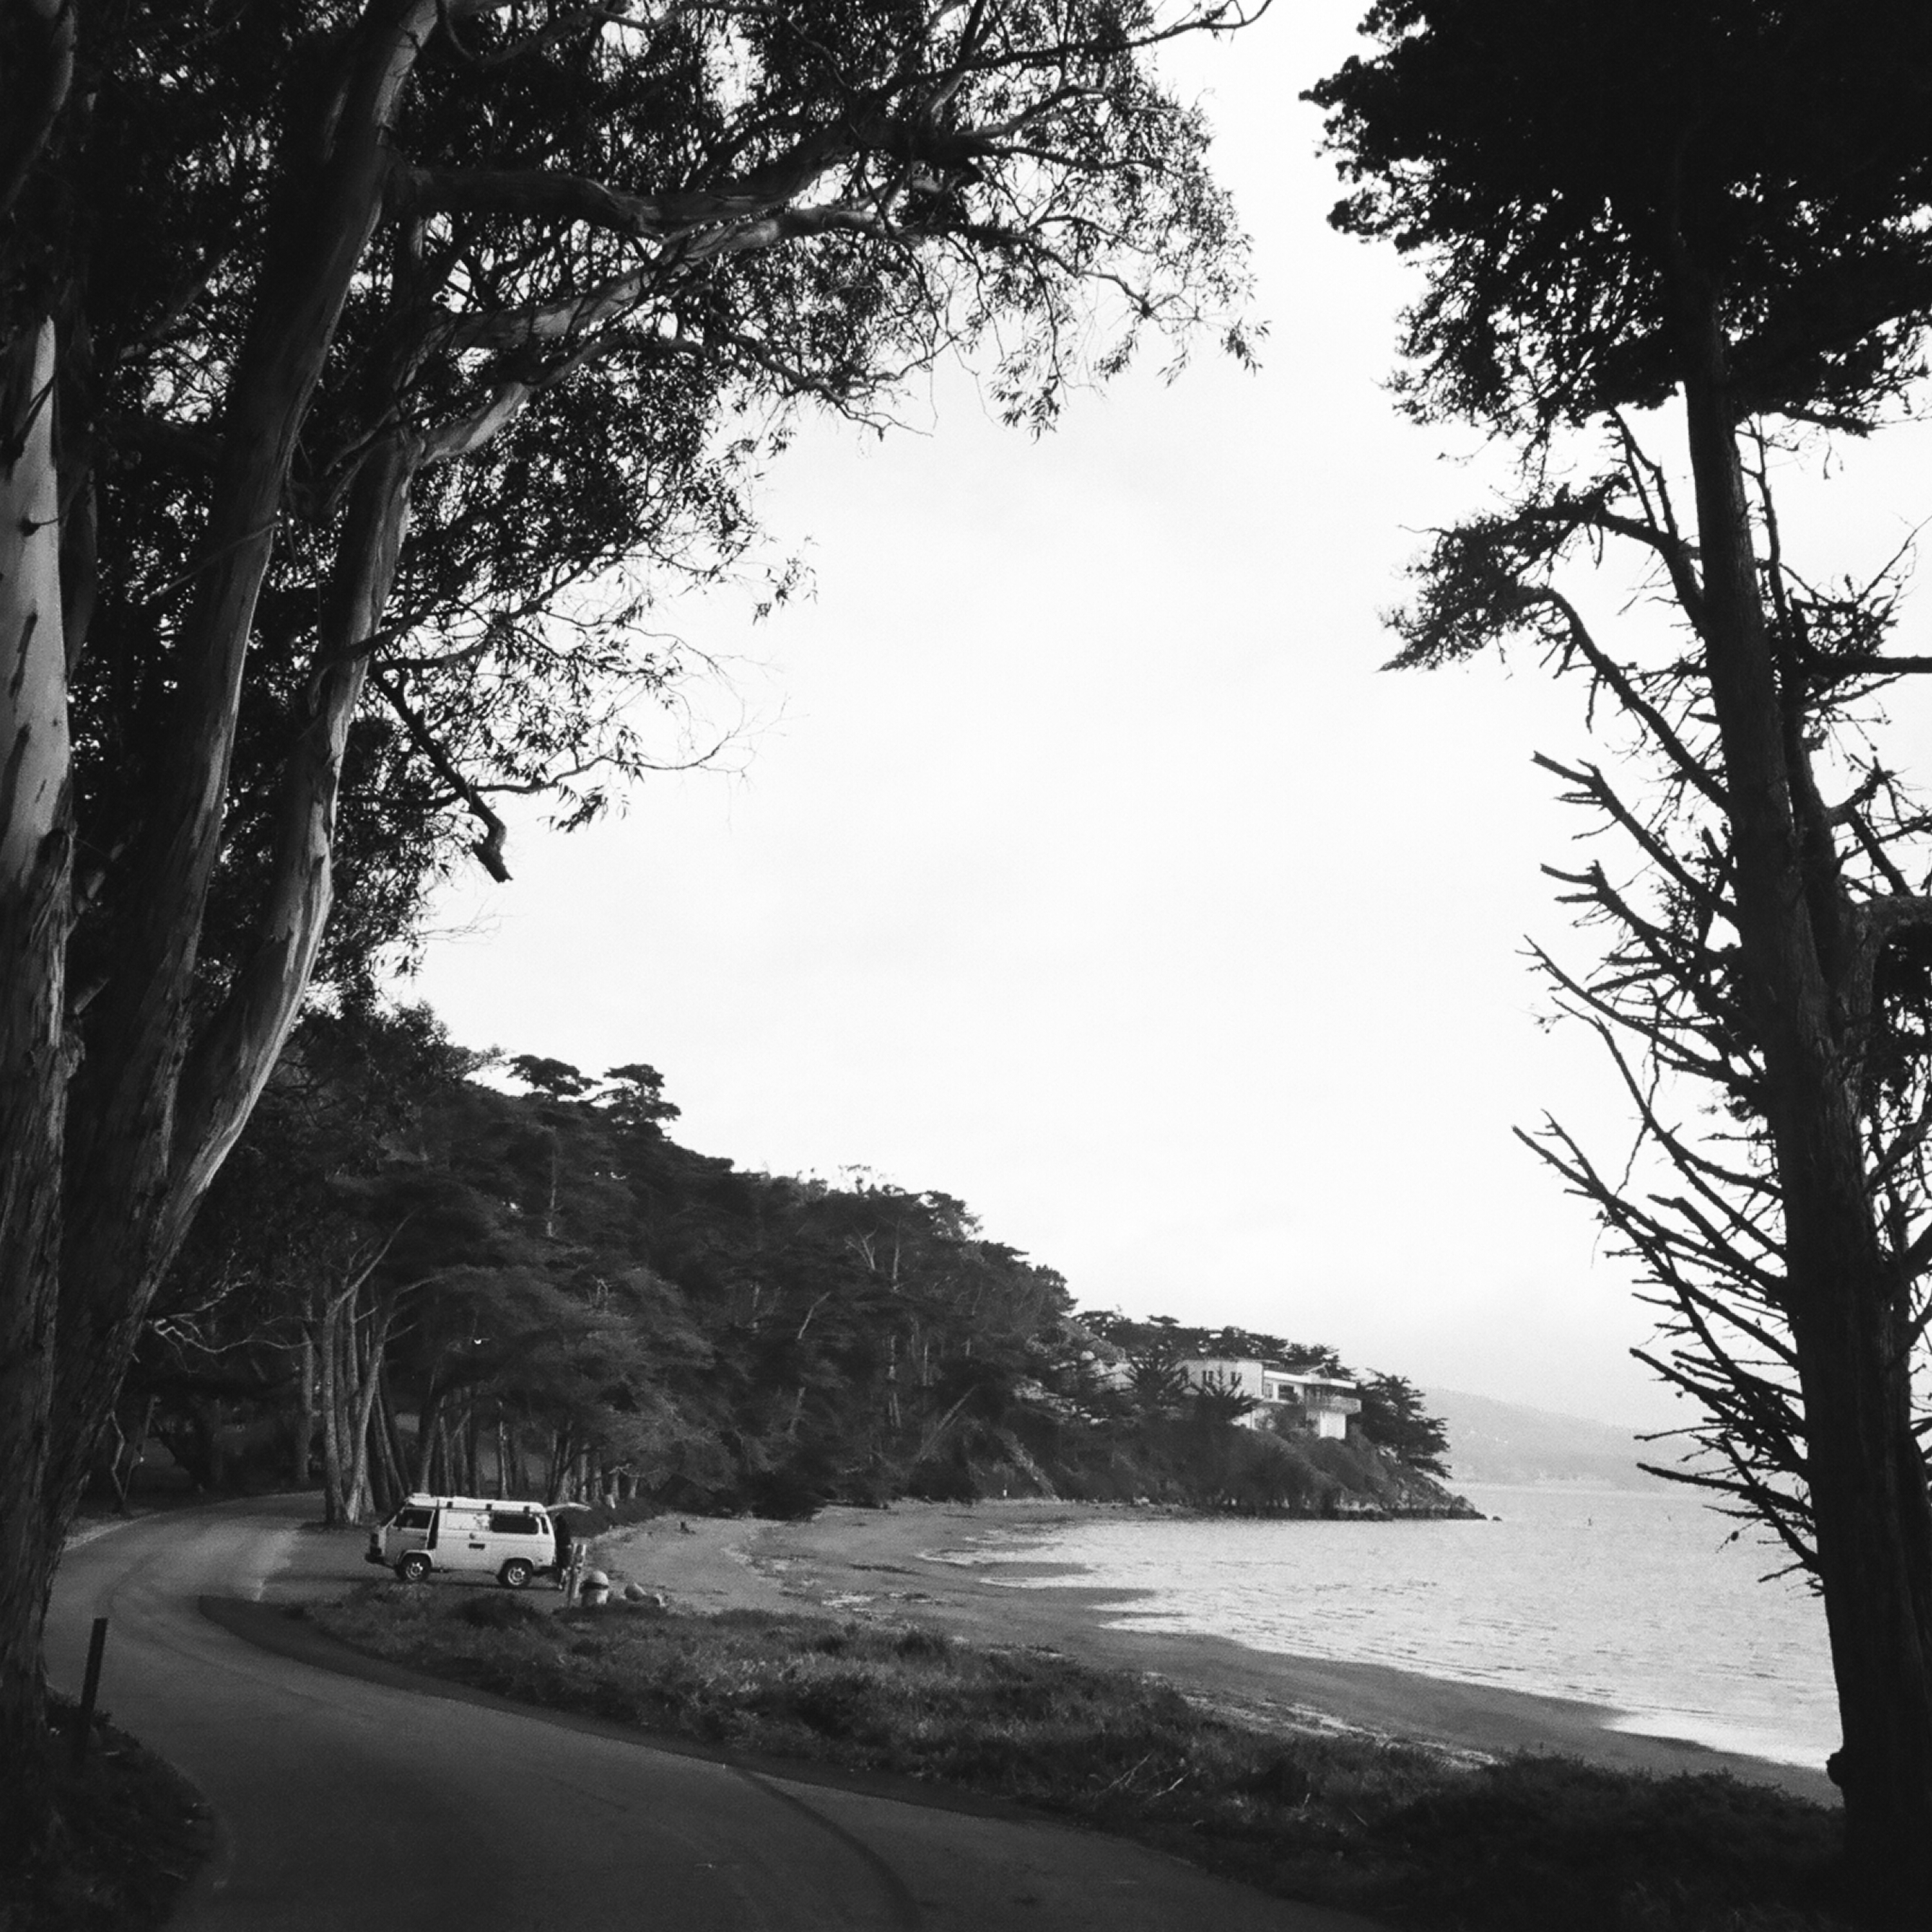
(500, 1559, 533, 1590)
(397, 1553, 431, 1584)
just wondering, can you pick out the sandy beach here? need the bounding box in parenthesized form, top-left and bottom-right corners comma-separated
(600, 1499, 1838, 1807)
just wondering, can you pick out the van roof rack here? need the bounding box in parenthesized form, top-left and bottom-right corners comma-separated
(402, 1493, 552, 1511)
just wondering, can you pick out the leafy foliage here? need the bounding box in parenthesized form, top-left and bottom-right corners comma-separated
(1309, 0, 1932, 1578)
(1307, 0, 1932, 438)
(1352, 1374, 1450, 1479)
(6, 0, 1268, 1839)
(44, 0, 1264, 996)
(314, 1591, 1852, 1932)
(135, 1012, 1459, 1518)
(1311, 3, 1932, 1904)
(1084, 1311, 1346, 1376)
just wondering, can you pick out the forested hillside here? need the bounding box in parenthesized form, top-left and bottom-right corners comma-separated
(116, 1003, 1466, 1522)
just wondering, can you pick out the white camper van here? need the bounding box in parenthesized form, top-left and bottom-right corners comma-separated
(365, 1494, 558, 1588)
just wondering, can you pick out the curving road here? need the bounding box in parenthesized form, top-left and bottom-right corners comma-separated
(48, 1500, 1381, 1931)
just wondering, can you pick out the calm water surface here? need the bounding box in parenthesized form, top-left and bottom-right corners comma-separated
(973, 1486, 1837, 1767)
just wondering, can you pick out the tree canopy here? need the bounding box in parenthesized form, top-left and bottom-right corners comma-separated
(128, 1007, 1452, 1524)
(1311, 0, 1932, 437)
(1312, 2, 1932, 1914)
(1, 0, 1265, 1824)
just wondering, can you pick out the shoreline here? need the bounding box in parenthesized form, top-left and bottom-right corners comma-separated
(600, 1499, 1839, 1806)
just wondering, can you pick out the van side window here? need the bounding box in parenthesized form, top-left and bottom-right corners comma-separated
(395, 1508, 432, 1530)
(489, 1511, 540, 1537)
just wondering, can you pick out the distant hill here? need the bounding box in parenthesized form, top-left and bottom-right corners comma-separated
(1425, 1388, 1674, 1488)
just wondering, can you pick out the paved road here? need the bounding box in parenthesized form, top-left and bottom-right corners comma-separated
(48, 1501, 1381, 1931)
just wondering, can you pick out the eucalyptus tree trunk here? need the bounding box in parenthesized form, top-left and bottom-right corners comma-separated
(412, 1379, 442, 1492)
(0, 314, 73, 1805)
(316, 1287, 346, 1527)
(546, 1427, 573, 1504)
(343, 1285, 403, 1523)
(0, 0, 1245, 1826)
(341, 1314, 371, 1522)
(370, 1376, 406, 1516)
(104, 1397, 157, 1512)
(0, 8, 448, 1801)
(47, 1, 435, 1520)
(1680, 309, 1932, 1917)
(294, 1329, 316, 1486)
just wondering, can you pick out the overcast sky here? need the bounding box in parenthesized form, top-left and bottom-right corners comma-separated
(402, 3, 1932, 1431)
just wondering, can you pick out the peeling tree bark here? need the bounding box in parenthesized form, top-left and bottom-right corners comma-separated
(294, 1329, 316, 1486)
(0, 8, 445, 1784)
(0, 0, 1258, 1819)
(0, 313, 72, 1796)
(47, 7, 441, 1546)
(343, 1283, 404, 1523)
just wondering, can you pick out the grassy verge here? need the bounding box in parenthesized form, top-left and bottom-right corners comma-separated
(308, 1586, 1850, 1931)
(2, 1698, 211, 1932)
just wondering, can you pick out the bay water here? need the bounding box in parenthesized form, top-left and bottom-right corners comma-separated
(974, 1484, 1838, 1768)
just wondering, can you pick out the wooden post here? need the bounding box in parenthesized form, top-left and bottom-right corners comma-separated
(71, 1618, 108, 1768)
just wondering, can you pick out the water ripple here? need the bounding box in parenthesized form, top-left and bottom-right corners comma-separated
(980, 1484, 1837, 1768)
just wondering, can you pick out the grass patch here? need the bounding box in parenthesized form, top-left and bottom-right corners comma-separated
(308, 1586, 1849, 1931)
(1, 1698, 211, 1932)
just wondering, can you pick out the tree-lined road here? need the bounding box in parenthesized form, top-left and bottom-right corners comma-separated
(49, 1501, 1376, 1931)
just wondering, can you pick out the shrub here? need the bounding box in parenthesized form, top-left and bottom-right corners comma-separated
(455, 1593, 551, 1631)
(307, 1593, 1853, 1931)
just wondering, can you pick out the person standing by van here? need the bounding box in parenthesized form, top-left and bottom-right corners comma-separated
(553, 1510, 574, 1585)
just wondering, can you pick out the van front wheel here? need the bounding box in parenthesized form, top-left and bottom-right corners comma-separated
(397, 1553, 432, 1584)
(500, 1560, 533, 1590)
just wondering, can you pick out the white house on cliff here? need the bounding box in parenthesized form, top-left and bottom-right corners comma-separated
(1177, 1358, 1361, 1439)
